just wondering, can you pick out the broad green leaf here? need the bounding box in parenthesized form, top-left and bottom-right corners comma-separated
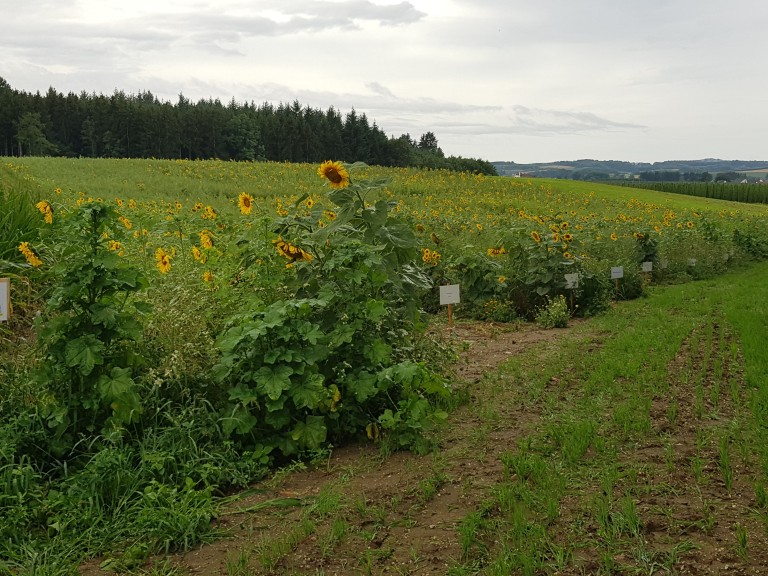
(365, 299, 387, 321)
(97, 367, 142, 423)
(256, 365, 294, 400)
(132, 301, 153, 315)
(64, 334, 105, 376)
(291, 373, 325, 409)
(97, 367, 134, 401)
(221, 404, 258, 436)
(90, 303, 118, 327)
(291, 415, 327, 448)
(363, 339, 392, 365)
(350, 371, 378, 402)
(229, 385, 259, 406)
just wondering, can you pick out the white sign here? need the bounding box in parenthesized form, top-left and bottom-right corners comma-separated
(439, 284, 461, 305)
(688, 258, 697, 267)
(610, 266, 624, 280)
(642, 261, 653, 273)
(564, 273, 580, 289)
(0, 278, 8, 322)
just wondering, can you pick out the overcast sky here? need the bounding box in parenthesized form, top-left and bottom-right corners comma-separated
(2, 0, 767, 163)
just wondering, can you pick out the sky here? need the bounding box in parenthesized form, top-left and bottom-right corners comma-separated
(1, 0, 767, 164)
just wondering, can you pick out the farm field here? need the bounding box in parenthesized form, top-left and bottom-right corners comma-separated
(2, 157, 768, 574)
(95, 262, 768, 576)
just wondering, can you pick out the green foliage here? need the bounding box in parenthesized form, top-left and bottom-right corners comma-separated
(535, 295, 569, 329)
(31, 203, 149, 442)
(215, 163, 449, 457)
(0, 180, 42, 267)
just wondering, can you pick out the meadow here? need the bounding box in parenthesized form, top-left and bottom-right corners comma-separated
(2, 157, 768, 574)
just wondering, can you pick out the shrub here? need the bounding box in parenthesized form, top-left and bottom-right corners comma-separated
(535, 295, 570, 329)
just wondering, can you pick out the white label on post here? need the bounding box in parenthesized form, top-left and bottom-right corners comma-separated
(611, 266, 624, 280)
(564, 273, 580, 289)
(642, 261, 653, 273)
(439, 284, 461, 305)
(688, 258, 697, 267)
(0, 278, 8, 322)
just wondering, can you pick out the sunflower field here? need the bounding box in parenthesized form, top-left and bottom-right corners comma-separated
(1, 156, 768, 572)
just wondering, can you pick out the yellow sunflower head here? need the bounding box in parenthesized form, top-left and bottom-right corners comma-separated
(317, 160, 350, 189)
(154, 247, 172, 274)
(531, 230, 541, 243)
(238, 192, 254, 215)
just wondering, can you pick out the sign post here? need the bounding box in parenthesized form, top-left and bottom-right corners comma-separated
(564, 273, 580, 313)
(641, 261, 653, 286)
(610, 266, 624, 294)
(439, 284, 460, 334)
(0, 278, 9, 323)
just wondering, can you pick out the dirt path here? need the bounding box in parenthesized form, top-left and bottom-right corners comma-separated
(171, 320, 569, 575)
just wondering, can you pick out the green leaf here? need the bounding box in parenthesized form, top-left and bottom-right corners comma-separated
(291, 415, 327, 449)
(365, 299, 387, 321)
(97, 367, 142, 423)
(361, 200, 388, 230)
(221, 404, 258, 436)
(133, 301, 153, 315)
(97, 367, 134, 401)
(291, 373, 325, 409)
(64, 334, 105, 376)
(364, 339, 392, 365)
(350, 371, 378, 402)
(90, 303, 118, 327)
(229, 385, 259, 406)
(256, 365, 294, 400)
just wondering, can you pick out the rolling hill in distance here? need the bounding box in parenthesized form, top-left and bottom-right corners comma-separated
(492, 158, 768, 180)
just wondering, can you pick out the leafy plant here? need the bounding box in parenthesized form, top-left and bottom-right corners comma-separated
(214, 163, 449, 458)
(535, 295, 569, 329)
(32, 202, 150, 445)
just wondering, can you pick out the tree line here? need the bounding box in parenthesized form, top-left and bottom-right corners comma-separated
(0, 78, 496, 175)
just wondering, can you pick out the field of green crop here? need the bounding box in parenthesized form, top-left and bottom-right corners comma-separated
(2, 157, 768, 574)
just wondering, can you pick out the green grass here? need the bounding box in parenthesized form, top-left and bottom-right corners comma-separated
(448, 261, 768, 574)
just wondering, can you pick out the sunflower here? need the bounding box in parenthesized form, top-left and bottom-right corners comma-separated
(118, 215, 133, 229)
(531, 230, 541, 243)
(192, 245, 203, 261)
(18, 242, 43, 267)
(200, 230, 214, 250)
(560, 221, 569, 230)
(686, 221, 694, 229)
(306, 196, 315, 209)
(562, 232, 573, 242)
(238, 192, 254, 215)
(610, 233, 618, 241)
(317, 160, 350, 189)
(202, 271, 214, 282)
(35, 200, 53, 224)
(155, 247, 172, 274)
(274, 239, 313, 265)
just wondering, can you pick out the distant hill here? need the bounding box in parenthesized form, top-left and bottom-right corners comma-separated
(492, 159, 768, 180)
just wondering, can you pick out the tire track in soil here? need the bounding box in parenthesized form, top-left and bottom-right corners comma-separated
(565, 318, 768, 575)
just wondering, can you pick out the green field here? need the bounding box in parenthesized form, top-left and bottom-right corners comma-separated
(2, 157, 768, 574)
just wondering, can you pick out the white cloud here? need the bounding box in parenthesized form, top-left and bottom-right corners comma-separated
(1, 0, 767, 162)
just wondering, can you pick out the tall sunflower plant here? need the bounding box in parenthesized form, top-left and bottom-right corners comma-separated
(214, 161, 449, 458)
